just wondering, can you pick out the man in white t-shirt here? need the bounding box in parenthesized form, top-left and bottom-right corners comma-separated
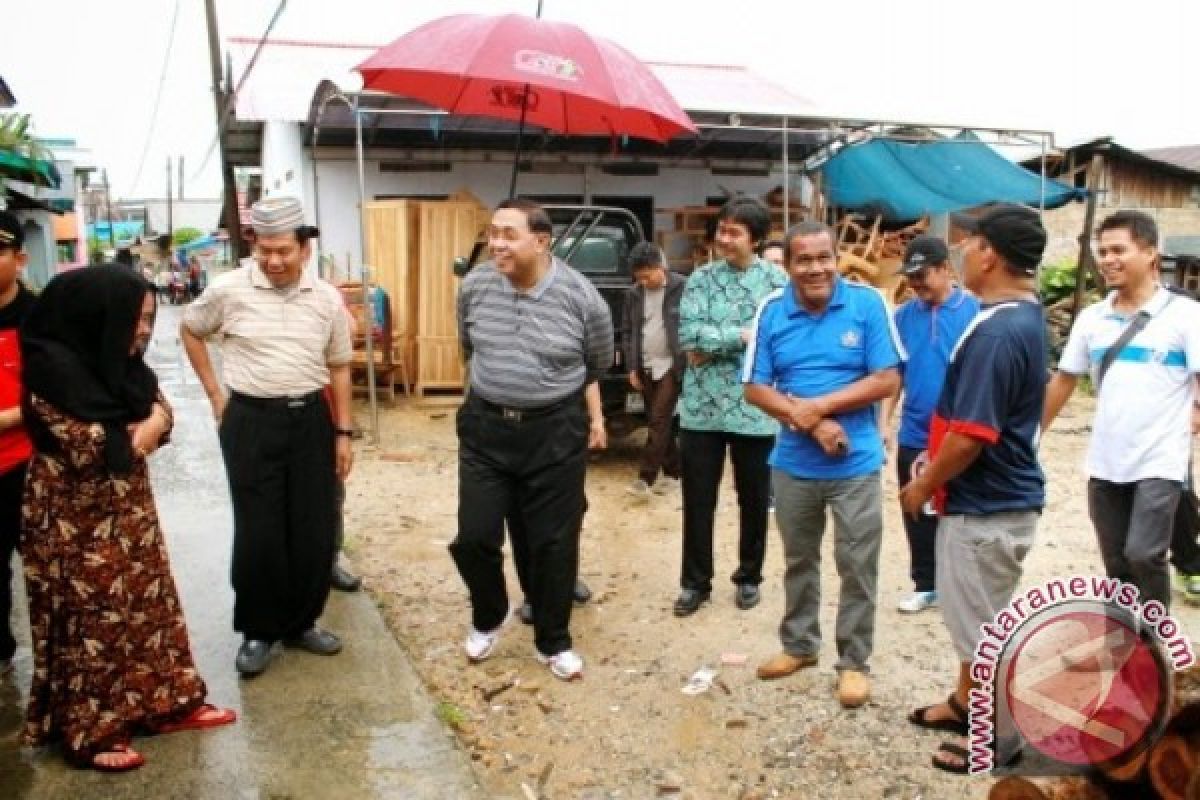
(1043, 210, 1200, 608)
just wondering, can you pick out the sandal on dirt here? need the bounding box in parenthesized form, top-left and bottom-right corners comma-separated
(151, 703, 237, 734)
(908, 693, 969, 736)
(91, 743, 145, 772)
(931, 741, 970, 775)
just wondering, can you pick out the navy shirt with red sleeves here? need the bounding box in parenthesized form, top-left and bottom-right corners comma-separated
(930, 299, 1046, 515)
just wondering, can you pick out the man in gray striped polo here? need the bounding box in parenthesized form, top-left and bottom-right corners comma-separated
(450, 198, 612, 681)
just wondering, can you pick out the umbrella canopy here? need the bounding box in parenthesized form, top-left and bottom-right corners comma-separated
(355, 13, 696, 143)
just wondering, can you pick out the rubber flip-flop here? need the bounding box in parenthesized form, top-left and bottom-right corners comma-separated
(91, 743, 145, 773)
(931, 741, 971, 775)
(152, 703, 237, 734)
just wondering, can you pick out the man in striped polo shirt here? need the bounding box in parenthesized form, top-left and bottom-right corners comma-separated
(450, 198, 613, 681)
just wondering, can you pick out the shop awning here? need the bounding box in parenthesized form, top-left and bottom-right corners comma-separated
(0, 148, 61, 189)
(820, 133, 1086, 222)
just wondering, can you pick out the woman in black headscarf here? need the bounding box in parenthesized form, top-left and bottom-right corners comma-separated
(18, 265, 234, 772)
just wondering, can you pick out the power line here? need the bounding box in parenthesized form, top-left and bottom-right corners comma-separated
(192, 0, 288, 180)
(127, 0, 182, 196)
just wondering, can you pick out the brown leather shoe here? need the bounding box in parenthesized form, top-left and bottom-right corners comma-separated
(756, 652, 818, 680)
(836, 669, 870, 708)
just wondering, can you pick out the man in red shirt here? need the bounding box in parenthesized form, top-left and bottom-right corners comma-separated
(0, 211, 37, 672)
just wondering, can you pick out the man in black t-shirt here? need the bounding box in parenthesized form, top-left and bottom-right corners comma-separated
(899, 205, 1048, 775)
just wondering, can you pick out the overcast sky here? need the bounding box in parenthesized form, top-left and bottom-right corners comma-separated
(5, 0, 1198, 200)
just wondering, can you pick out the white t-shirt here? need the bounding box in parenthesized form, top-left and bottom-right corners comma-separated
(1059, 286, 1200, 483)
(641, 286, 673, 380)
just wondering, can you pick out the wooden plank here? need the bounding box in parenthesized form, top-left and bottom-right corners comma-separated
(413, 200, 487, 395)
(363, 201, 418, 386)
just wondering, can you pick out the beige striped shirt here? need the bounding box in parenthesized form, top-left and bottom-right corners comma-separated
(183, 264, 353, 397)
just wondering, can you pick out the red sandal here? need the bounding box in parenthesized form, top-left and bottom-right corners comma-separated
(151, 703, 237, 735)
(91, 743, 145, 772)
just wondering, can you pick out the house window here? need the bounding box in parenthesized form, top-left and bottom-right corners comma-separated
(56, 241, 77, 264)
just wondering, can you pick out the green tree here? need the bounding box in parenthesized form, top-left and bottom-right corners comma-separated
(172, 227, 204, 247)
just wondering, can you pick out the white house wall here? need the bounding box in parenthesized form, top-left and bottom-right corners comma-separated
(306, 152, 807, 273)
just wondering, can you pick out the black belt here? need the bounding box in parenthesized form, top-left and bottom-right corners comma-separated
(230, 390, 324, 410)
(471, 390, 581, 422)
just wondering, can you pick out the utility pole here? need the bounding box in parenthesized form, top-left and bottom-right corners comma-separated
(102, 168, 116, 251)
(166, 156, 174, 243)
(178, 154, 185, 201)
(204, 0, 245, 260)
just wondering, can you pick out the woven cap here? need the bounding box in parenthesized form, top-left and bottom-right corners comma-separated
(250, 196, 305, 235)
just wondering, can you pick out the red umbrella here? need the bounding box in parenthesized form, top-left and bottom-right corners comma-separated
(354, 13, 696, 144)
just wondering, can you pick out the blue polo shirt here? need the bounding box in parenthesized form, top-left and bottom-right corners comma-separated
(893, 287, 980, 449)
(743, 278, 904, 479)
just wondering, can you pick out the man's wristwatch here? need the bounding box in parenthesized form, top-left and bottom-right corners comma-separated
(335, 427, 354, 437)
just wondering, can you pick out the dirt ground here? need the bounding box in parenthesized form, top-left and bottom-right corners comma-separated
(341, 394, 1200, 800)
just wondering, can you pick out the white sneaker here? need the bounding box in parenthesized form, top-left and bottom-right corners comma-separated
(464, 618, 506, 662)
(626, 479, 651, 502)
(897, 590, 938, 614)
(535, 648, 584, 681)
(652, 476, 680, 495)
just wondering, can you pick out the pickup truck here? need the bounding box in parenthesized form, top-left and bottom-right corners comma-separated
(455, 205, 648, 437)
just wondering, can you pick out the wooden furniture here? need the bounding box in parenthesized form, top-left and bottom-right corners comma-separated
(339, 282, 401, 405)
(362, 198, 489, 399)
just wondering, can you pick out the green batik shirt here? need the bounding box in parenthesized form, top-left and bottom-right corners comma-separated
(678, 257, 788, 435)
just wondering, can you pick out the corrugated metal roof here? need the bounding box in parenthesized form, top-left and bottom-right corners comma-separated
(1142, 144, 1200, 173)
(226, 37, 819, 124)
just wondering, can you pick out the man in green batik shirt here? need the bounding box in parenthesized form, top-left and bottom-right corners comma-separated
(674, 197, 788, 617)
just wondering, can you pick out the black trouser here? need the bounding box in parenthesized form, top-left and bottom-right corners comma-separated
(1171, 487, 1200, 575)
(450, 393, 587, 656)
(679, 429, 773, 593)
(509, 495, 588, 600)
(1088, 477, 1182, 609)
(637, 370, 681, 485)
(0, 463, 26, 661)
(897, 446, 937, 593)
(220, 392, 338, 641)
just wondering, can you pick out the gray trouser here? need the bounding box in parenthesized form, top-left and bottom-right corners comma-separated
(937, 512, 1038, 662)
(1088, 477, 1182, 609)
(773, 470, 882, 672)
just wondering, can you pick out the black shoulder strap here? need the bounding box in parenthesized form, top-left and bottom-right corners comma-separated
(1096, 293, 1175, 389)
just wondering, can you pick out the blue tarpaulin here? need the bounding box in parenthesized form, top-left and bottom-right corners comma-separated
(820, 134, 1087, 222)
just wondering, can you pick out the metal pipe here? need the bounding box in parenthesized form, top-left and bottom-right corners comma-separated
(354, 102, 379, 444)
(782, 116, 789, 229)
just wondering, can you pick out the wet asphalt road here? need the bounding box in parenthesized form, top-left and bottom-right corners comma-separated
(0, 303, 482, 799)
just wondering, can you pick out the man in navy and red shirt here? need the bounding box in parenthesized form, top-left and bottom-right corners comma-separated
(899, 204, 1047, 774)
(0, 211, 36, 671)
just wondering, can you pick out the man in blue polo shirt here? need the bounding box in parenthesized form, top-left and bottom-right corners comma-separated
(899, 204, 1047, 774)
(884, 236, 980, 614)
(744, 220, 902, 709)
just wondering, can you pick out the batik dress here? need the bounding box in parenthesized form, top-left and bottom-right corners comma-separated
(19, 394, 206, 762)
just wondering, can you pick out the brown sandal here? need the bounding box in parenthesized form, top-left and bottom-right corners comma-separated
(908, 693, 969, 736)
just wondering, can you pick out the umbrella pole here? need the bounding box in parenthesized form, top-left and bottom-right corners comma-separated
(507, 0, 544, 198)
(354, 102, 380, 445)
(508, 88, 530, 198)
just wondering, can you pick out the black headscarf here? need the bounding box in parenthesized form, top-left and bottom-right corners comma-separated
(20, 265, 158, 475)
